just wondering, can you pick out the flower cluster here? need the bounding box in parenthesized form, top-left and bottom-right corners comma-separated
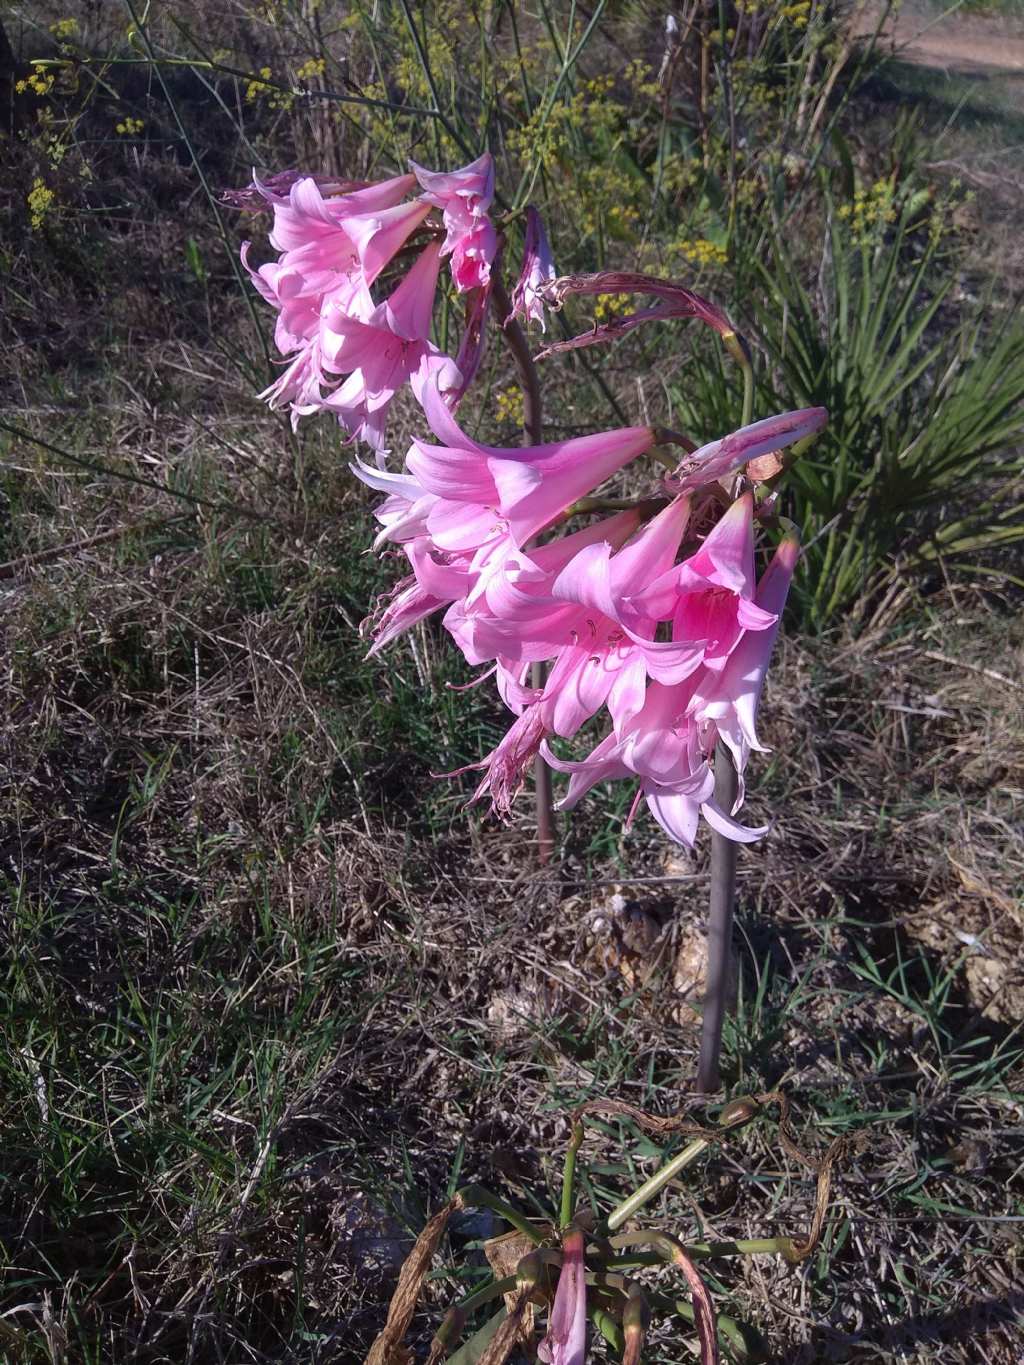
(234, 157, 827, 849)
(356, 369, 824, 847)
(27, 177, 56, 231)
(235, 154, 509, 456)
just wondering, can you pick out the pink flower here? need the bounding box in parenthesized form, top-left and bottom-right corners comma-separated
(538, 1228, 587, 1365)
(315, 241, 453, 453)
(666, 408, 828, 494)
(410, 151, 494, 244)
(223, 168, 380, 212)
(457, 492, 775, 736)
(248, 172, 423, 292)
(354, 465, 646, 659)
(640, 492, 778, 676)
(451, 219, 499, 292)
(542, 680, 769, 848)
(535, 521, 801, 846)
(510, 207, 557, 331)
(457, 500, 704, 812)
(688, 528, 800, 772)
(462, 494, 784, 837)
(255, 243, 452, 452)
(349, 362, 657, 658)
(405, 373, 656, 546)
(502, 498, 701, 731)
(240, 172, 440, 445)
(410, 152, 499, 291)
(444, 509, 643, 667)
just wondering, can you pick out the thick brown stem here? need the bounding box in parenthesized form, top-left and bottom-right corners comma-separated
(696, 742, 739, 1093)
(491, 278, 556, 865)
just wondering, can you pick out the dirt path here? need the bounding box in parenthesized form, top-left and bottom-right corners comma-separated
(856, 0, 1024, 75)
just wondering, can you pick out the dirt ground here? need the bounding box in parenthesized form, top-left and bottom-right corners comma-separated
(857, 0, 1024, 73)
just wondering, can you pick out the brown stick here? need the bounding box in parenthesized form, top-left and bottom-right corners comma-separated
(491, 277, 556, 865)
(365, 1196, 462, 1365)
(0, 516, 189, 579)
(696, 742, 739, 1093)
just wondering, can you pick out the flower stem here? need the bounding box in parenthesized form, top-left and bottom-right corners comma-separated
(603, 1136, 712, 1232)
(741, 352, 754, 428)
(492, 276, 556, 866)
(559, 1121, 584, 1228)
(697, 743, 739, 1095)
(697, 331, 754, 1094)
(455, 1183, 550, 1245)
(720, 330, 754, 428)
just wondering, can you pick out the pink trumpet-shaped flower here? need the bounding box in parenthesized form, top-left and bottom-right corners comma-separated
(459, 491, 786, 815)
(246, 173, 423, 294)
(222, 169, 370, 211)
(542, 680, 769, 848)
(269, 184, 430, 282)
(510, 207, 556, 331)
(354, 375, 654, 561)
(410, 151, 494, 241)
(316, 241, 452, 453)
(410, 152, 498, 291)
(361, 515, 607, 656)
(459, 500, 703, 813)
(535, 522, 801, 846)
(512, 497, 702, 727)
(667, 407, 828, 494)
(444, 509, 643, 668)
(240, 172, 440, 444)
(689, 527, 800, 771)
(356, 495, 643, 659)
(405, 372, 657, 546)
(538, 1228, 587, 1365)
(459, 491, 776, 733)
(450, 220, 499, 293)
(641, 491, 778, 676)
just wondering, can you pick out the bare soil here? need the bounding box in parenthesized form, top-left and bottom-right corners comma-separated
(858, 0, 1024, 73)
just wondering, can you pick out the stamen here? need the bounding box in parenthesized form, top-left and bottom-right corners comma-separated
(445, 665, 498, 692)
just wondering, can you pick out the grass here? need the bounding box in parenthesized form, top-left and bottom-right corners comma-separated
(3, 368, 1022, 1361)
(2, 0, 1024, 1361)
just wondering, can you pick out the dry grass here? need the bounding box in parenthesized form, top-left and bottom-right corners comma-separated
(3, 368, 1022, 1359)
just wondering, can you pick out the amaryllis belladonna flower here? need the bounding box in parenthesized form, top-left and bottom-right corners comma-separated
(510, 206, 557, 331)
(538, 1227, 587, 1365)
(359, 369, 657, 552)
(688, 527, 801, 773)
(237, 154, 503, 449)
(462, 494, 779, 820)
(667, 408, 828, 493)
(410, 151, 498, 292)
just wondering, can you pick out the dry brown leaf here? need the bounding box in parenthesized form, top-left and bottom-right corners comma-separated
(364, 1196, 462, 1365)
